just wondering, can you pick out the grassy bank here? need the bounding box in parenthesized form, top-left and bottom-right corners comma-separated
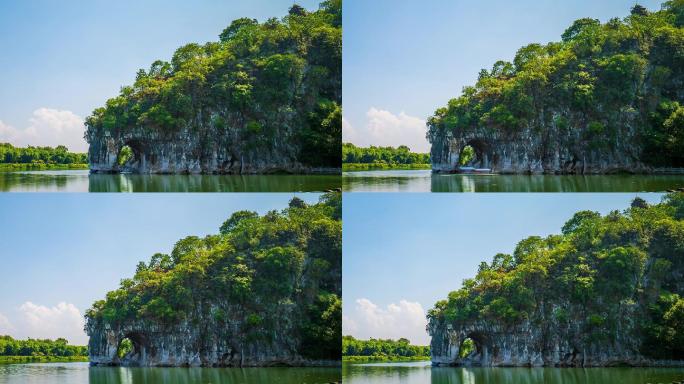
(0, 355, 88, 364)
(0, 163, 89, 172)
(343, 163, 431, 172)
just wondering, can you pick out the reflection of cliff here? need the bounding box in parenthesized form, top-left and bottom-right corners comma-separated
(86, 195, 341, 367)
(86, 3, 341, 174)
(429, 194, 684, 367)
(428, 3, 684, 174)
(87, 173, 341, 192)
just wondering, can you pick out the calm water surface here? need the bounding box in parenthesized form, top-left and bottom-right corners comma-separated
(0, 170, 341, 192)
(343, 361, 684, 384)
(0, 362, 340, 384)
(343, 170, 684, 192)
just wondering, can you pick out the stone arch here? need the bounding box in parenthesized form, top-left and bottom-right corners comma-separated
(458, 337, 477, 359)
(116, 140, 145, 173)
(458, 139, 491, 170)
(115, 332, 147, 366)
(456, 332, 488, 366)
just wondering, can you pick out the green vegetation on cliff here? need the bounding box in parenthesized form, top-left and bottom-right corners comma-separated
(428, 2, 684, 167)
(0, 143, 87, 172)
(342, 143, 430, 171)
(0, 335, 87, 363)
(86, 193, 341, 361)
(428, 193, 684, 361)
(85, 2, 341, 168)
(342, 336, 430, 362)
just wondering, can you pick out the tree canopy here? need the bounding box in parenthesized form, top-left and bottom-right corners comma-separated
(342, 335, 430, 361)
(0, 143, 87, 165)
(0, 335, 87, 357)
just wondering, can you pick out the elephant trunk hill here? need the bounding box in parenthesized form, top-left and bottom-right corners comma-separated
(428, 194, 684, 367)
(428, 2, 684, 174)
(86, 194, 341, 367)
(86, 2, 341, 174)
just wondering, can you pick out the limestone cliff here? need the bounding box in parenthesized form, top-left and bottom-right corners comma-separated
(86, 2, 341, 174)
(428, 2, 684, 174)
(428, 194, 684, 367)
(85, 194, 341, 367)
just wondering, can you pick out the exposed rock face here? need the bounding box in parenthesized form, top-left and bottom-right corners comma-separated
(86, 308, 335, 367)
(429, 119, 648, 174)
(87, 126, 329, 174)
(429, 308, 643, 367)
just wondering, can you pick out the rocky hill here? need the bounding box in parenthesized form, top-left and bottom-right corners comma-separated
(85, 194, 341, 367)
(86, 2, 341, 174)
(428, 2, 684, 174)
(428, 193, 684, 367)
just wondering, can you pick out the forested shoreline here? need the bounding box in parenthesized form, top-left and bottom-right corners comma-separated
(342, 336, 430, 362)
(342, 143, 430, 171)
(0, 336, 87, 364)
(0, 143, 87, 172)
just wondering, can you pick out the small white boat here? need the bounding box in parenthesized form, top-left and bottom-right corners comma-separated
(457, 167, 492, 174)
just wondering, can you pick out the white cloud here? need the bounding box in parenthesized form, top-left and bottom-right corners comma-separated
(343, 298, 429, 345)
(17, 302, 87, 345)
(343, 108, 429, 153)
(0, 108, 87, 152)
(0, 312, 14, 334)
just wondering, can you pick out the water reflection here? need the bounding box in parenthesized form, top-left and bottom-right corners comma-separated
(0, 362, 341, 384)
(0, 170, 341, 192)
(342, 362, 684, 384)
(343, 170, 684, 192)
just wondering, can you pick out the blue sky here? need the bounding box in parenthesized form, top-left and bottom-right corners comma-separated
(343, 0, 664, 152)
(342, 193, 664, 345)
(0, 193, 320, 344)
(0, 0, 320, 152)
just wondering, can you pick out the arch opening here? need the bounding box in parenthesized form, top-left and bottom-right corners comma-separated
(459, 337, 477, 359)
(458, 140, 490, 170)
(117, 145, 134, 168)
(459, 145, 476, 167)
(117, 337, 134, 360)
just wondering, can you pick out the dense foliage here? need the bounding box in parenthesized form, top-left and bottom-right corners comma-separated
(86, 193, 341, 360)
(342, 143, 430, 170)
(0, 335, 87, 357)
(342, 336, 430, 362)
(0, 143, 87, 166)
(85, 1, 341, 168)
(429, 193, 684, 360)
(427, 2, 684, 167)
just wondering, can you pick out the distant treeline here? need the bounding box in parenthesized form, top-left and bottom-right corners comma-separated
(0, 143, 87, 165)
(342, 335, 430, 362)
(342, 143, 430, 170)
(0, 335, 87, 358)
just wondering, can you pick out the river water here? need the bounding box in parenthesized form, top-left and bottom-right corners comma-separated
(0, 362, 341, 384)
(343, 361, 684, 383)
(0, 170, 341, 192)
(343, 170, 684, 192)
